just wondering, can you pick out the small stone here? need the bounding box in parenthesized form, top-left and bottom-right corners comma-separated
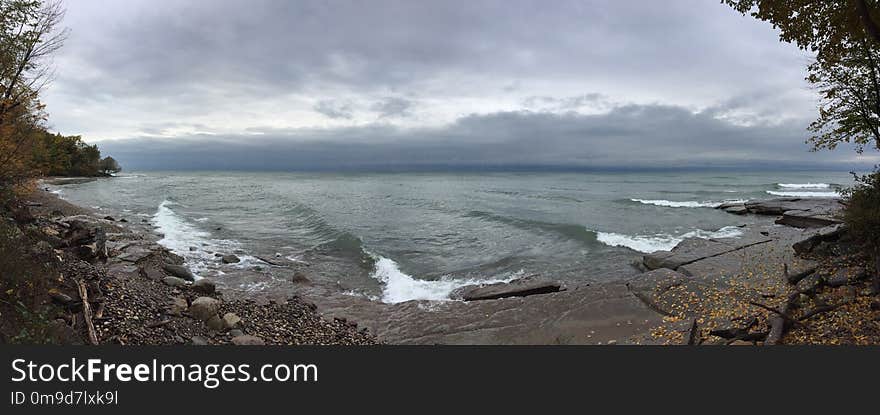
(189, 297, 220, 321)
(222, 312, 241, 330)
(229, 329, 244, 337)
(191, 336, 209, 345)
(730, 340, 753, 346)
(231, 335, 265, 346)
(206, 314, 225, 331)
(191, 279, 216, 295)
(221, 254, 240, 264)
(103, 216, 115, 221)
(168, 296, 188, 316)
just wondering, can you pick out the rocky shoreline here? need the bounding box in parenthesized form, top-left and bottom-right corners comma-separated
(8, 188, 376, 345)
(9, 183, 878, 345)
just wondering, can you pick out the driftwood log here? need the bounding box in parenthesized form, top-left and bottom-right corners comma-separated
(77, 279, 99, 345)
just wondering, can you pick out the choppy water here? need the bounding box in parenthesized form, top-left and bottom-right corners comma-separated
(48, 171, 854, 304)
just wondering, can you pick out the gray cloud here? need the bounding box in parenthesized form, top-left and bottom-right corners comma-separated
(97, 103, 878, 171)
(40, 0, 854, 171)
(371, 97, 416, 118)
(314, 100, 355, 119)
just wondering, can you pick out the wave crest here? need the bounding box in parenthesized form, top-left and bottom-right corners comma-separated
(766, 190, 840, 198)
(631, 199, 747, 208)
(368, 254, 518, 304)
(777, 183, 830, 189)
(596, 226, 743, 253)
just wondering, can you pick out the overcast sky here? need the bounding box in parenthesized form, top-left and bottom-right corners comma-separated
(41, 0, 879, 170)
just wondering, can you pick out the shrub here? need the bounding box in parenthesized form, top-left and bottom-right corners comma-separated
(842, 168, 880, 262)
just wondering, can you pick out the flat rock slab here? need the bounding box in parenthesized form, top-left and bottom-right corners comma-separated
(643, 233, 772, 271)
(742, 198, 843, 216)
(452, 276, 565, 301)
(311, 280, 668, 345)
(678, 226, 817, 281)
(117, 248, 154, 263)
(776, 209, 843, 229)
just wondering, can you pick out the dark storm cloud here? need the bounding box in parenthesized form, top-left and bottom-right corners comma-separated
(97, 103, 876, 171)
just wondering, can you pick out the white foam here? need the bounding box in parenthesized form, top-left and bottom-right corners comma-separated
(597, 226, 744, 254)
(368, 255, 519, 304)
(151, 200, 251, 277)
(631, 198, 747, 208)
(766, 190, 840, 198)
(777, 183, 830, 189)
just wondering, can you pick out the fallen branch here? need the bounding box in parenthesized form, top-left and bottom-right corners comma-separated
(77, 279, 98, 345)
(708, 317, 767, 344)
(748, 301, 802, 328)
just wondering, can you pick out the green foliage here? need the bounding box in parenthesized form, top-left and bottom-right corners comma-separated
(0, 0, 67, 189)
(722, 1, 880, 61)
(29, 130, 104, 176)
(99, 156, 120, 175)
(0, 218, 56, 344)
(724, 0, 880, 152)
(841, 168, 880, 255)
(807, 41, 880, 153)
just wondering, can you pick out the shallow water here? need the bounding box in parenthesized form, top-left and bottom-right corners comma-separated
(49, 170, 853, 303)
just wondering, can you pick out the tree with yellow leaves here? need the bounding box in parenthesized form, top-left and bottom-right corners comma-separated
(0, 0, 67, 192)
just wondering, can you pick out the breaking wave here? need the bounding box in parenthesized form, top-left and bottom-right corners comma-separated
(631, 198, 747, 208)
(368, 254, 519, 304)
(766, 190, 840, 198)
(777, 183, 830, 189)
(151, 200, 256, 276)
(596, 225, 744, 254)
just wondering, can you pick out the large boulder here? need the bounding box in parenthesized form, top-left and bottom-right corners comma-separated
(189, 297, 220, 321)
(451, 276, 565, 301)
(162, 263, 196, 281)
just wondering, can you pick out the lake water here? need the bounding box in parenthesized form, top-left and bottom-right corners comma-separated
(48, 170, 853, 304)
